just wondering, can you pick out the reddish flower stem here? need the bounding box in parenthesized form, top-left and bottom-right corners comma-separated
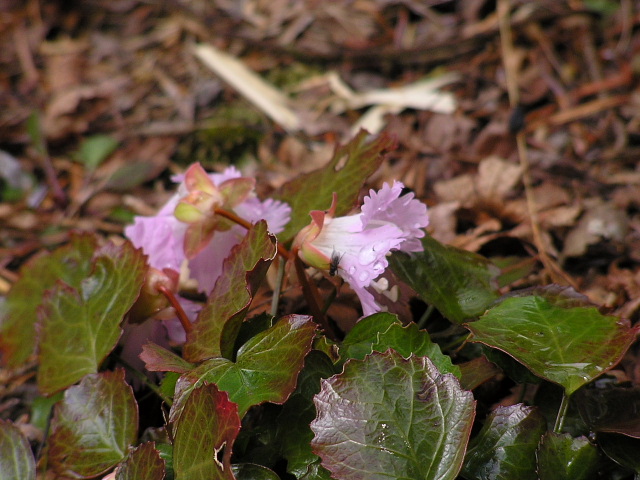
(157, 284, 192, 335)
(214, 208, 291, 260)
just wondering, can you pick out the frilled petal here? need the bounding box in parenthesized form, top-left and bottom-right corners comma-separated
(124, 213, 185, 272)
(235, 196, 292, 234)
(361, 181, 428, 252)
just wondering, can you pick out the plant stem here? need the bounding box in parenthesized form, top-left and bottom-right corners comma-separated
(270, 256, 286, 317)
(417, 304, 434, 329)
(553, 391, 570, 433)
(157, 284, 192, 335)
(214, 207, 291, 260)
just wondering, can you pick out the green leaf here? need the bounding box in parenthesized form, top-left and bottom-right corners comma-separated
(0, 420, 36, 480)
(389, 235, 500, 324)
(0, 234, 96, 367)
(49, 370, 138, 478)
(76, 134, 119, 171)
(278, 351, 336, 478)
(37, 240, 146, 394)
(275, 130, 395, 242)
(140, 342, 194, 374)
(177, 315, 316, 418)
(537, 433, 599, 480)
(232, 463, 280, 479)
(26, 111, 47, 156)
(311, 350, 475, 480)
(466, 295, 638, 394)
(374, 323, 461, 378)
(461, 404, 546, 480)
(173, 383, 241, 480)
(184, 220, 277, 362)
(339, 312, 399, 361)
(29, 392, 63, 431)
(116, 442, 165, 480)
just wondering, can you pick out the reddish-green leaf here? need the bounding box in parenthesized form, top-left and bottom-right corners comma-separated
(537, 433, 598, 480)
(311, 350, 475, 480)
(0, 234, 96, 367)
(116, 442, 165, 480)
(339, 312, 398, 361)
(466, 295, 637, 394)
(173, 383, 241, 480)
(49, 370, 138, 479)
(390, 235, 500, 324)
(141, 342, 194, 373)
(598, 432, 640, 473)
(275, 130, 395, 242)
(176, 315, 316, 418)
(37, 241, 146, 395)
(232, 464, 280, 479)
(461, 404, 546, 480)
(0, 420, 36, 480)
(184, 220, 276, 362)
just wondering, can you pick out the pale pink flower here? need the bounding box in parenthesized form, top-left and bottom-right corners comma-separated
(294, 181, 428, 316)
(125, 164, 291, 294)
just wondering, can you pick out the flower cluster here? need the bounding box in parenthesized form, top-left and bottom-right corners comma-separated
(125, 163, 291, 294)
(293, 181, 428, 315)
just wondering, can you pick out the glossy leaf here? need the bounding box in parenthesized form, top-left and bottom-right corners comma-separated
(575, 385, 640, 438)
(537, 433, 598, 480)
(173, 383, 241, 480)
(374, 323, 461, 378)
(0, 233, 96, 367)
(339, 312, 398, 361)
(598, 432, 640, 473)
(176, 315, 316, 418)
(466, 295, 637, 394)
(116, 442, 165, 480)
(184, 220, 277, 362)
(141, 342, 194, 374)
(49, 370, 138, 478)
(37, 240, 146, 394)
(461, 404, 546, 480)
(232, 463, 280, 479)
(311, 350, 475, 480)
(277, 351, 336, 478)
(389, 235, 500, 324)
(276, 130, 394, 242)
(457, 356, 501, 391)
(0, 420, 36, 480)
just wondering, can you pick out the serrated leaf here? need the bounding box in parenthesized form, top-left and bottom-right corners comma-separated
(537, 433, 598, 480)
(278, 351, 336, 478)
(37, 241, 146, 395)
(184, 221, 276, 362)
(176, 315, 316, 418)
(0, 420, 36, 480)
(116, 442, 165, 480)
(0, 233, 96, 367)
(389, 235, 500, 324)
(339, 312, 399, 361)
(173, 383, 241, 480)
(311, 350, 475, 480)
(374, 323, 461, 378)
(466, 295, 637, 394)
(49, 370, 138, 479)
(141, 342, 194, 374)
(275, 130, 395, 242)
(461, 404, 546, 480)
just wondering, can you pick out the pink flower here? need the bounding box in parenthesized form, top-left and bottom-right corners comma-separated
(294, 181, 428, 316)
(125, 164, 291, 294)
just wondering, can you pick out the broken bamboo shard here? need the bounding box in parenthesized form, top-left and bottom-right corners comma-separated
(193, 43, 302, 132)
